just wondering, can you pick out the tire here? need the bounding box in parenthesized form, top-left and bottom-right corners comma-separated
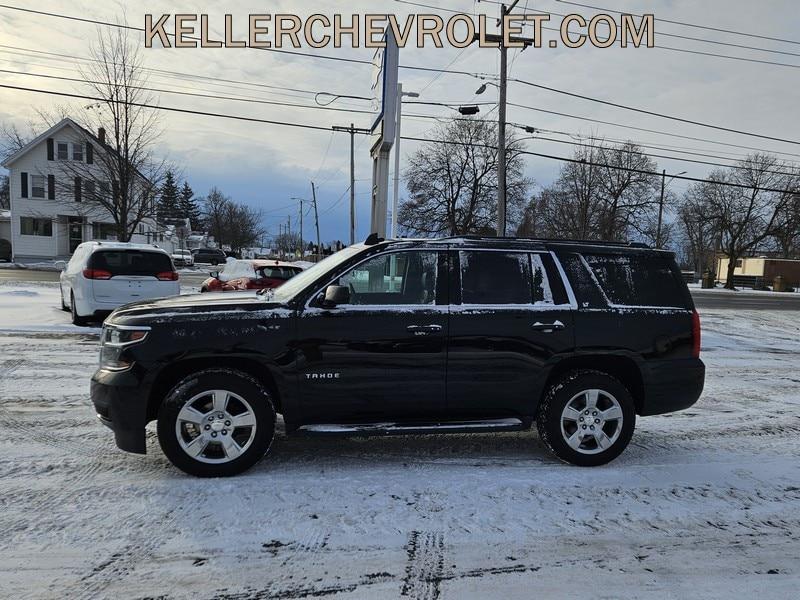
(210, 259, 219, 266)
(70, 292, 88, 326)
(157, 369, 276, 477)
(536, 369, 636, 467)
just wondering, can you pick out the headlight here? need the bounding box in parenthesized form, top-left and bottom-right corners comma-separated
(99, 325, 151, 371)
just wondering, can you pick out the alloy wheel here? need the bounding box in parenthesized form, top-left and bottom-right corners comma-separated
(559, 389, 624, 455)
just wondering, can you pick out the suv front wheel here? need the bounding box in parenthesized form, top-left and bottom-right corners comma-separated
(537, 369, 635, 467)
(157, 369, 276, 477)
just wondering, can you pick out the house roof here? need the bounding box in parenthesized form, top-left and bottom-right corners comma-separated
(1, 118, 85, 168)
(1, 117, 151, 184)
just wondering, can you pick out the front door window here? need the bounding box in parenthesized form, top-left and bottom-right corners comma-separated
(337, 251, 438, 306)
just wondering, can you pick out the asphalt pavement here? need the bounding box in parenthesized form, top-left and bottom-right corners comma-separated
(2, 267, 799, 310)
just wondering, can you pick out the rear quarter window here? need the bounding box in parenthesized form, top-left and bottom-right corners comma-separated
(89, 250, 173, 276)
(582, 253, 689, 308)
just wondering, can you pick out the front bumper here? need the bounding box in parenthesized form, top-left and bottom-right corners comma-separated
(91, 368, 149, 454)
(640, 357, 705, 416)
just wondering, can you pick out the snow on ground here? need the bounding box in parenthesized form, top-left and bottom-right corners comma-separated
(0, 281, 199, 334)
(0, 298, 799, 598)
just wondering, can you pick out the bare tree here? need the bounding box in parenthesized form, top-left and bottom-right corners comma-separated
(691, 154, 796, 289)
(273, 232, 302, 258)
(518, 141, 663, 243)
(201, 187, 264, 253)
(52, 26, 167, 241)
(0, 174, 8, 210)
(769, 189, 800, 258)
(399, 118, 531, 236)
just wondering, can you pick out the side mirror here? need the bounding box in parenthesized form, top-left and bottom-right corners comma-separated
(54, 260, 67, 271)
(322, 285, 350, 308)
(209, 271, 219, 279)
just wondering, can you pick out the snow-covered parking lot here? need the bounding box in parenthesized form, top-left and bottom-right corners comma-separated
(1, 282, 799, 599)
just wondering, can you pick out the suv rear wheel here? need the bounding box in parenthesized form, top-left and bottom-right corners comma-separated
(537, 369, 635, 466)
(70, 292, 87, 326)
(157, 369, 276, 477)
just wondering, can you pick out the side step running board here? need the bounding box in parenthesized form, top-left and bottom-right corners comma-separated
(296, 418, 528, 436)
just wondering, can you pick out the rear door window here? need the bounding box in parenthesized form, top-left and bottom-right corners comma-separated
(582, 253, 688, 308)
(460, 251, 532, 305)
(89, 250, 172, 277)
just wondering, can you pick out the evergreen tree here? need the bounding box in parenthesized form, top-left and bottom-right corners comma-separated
(158, 171, 180, 224)
(179, 181, 202, 231)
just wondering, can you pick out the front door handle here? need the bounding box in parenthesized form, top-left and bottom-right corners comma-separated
(407, 324, 443, 336)
(531, 320, 565, 333)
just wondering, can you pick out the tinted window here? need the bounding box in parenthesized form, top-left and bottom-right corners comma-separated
(338, 251, 437, 305)
(89, 250, 172, 276)
(582, 253, 688, 308)
(260, 266, 301, 280)
(460, 251, 532, 305)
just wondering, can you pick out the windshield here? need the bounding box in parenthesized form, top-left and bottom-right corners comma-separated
(265, 245, 367, 303)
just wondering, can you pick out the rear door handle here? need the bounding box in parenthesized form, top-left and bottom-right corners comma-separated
(531, 320, 565, 333)
(407, 324, 443, 336)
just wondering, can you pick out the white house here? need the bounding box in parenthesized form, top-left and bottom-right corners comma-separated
(1, 118, 160, 262)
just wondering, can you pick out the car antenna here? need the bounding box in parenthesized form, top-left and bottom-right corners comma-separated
(364, 233, 384, 246)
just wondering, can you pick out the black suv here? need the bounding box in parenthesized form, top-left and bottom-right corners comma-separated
(191, 247, 227, 265)
(91, 236, 704, 477)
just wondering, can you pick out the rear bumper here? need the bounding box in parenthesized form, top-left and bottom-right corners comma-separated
(90, 368, 149, 454)
(640, 357, 705, 416)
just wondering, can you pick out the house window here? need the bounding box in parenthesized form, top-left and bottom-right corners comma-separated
(84, 180, 96, 199)
(20, 217, 53, 237)
(735, 259, 743, 268)
(72, 143, 83, 161)
(57, 142, 69, 160)
(92, 222, 117, 240)
(138, 223, 145, 235)
(31, 175, 46, 198)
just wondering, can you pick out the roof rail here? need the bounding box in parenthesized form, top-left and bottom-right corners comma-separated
(437, 235, 650, 249)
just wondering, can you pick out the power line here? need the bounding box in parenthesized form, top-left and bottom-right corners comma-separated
(509, 77, 800, 146)
(554, 0, 800, 46)
(5, 81, 799, 195)
(478, 0, 800, 59)
(505, 101, 800, 158)
(0, 4, 375, 67)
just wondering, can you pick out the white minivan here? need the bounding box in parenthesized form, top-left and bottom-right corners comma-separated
(58, 242, 180, 325)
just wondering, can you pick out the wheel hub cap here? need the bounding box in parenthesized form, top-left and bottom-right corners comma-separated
(175, 389, 258, 464)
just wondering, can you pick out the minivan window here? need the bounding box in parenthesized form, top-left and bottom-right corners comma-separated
(460, 251, 533, 305)
(582, 253, 688, 308)
(89, 250, 172, 276)
(337, 251, 438, 305)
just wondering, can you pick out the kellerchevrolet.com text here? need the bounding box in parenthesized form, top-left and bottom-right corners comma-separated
(144, 13, 655, 50)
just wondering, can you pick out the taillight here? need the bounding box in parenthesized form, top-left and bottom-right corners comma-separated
(691, 309, 701, 358)
(156, 271, 179, 281)
(83, 268, 112, 280)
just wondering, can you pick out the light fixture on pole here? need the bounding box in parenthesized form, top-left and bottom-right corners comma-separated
(391, 84, 419, 239)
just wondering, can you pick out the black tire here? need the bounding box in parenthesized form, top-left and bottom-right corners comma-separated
(70, 292, 88, 326)
(157, 369, 276, 477)
(536, 369, 636, 467)
(210, 259, 219, 266)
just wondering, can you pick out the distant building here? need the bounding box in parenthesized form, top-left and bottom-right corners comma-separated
(1, 117, 158, 262)
(717, 256, 800, 287)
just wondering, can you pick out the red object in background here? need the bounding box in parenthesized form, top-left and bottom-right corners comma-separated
(201, 260, 303, 293)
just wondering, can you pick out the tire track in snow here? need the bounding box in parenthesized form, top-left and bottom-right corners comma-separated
(401, 530, 446, 600)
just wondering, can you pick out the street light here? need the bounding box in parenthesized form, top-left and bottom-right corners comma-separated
(657, 170, 687, 248)
(391, 84, 420, 239)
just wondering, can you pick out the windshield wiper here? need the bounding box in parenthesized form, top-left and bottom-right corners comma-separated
(257, 288, 276, 300)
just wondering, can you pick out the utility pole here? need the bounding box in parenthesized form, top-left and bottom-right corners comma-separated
(299, 199, 303, 258)
(497, 2, 512, 237)
(474, 1, 529, 237)
(311, 181, 321, 260)
(333, 124, 370, 245)
(657, 169, 666, 248)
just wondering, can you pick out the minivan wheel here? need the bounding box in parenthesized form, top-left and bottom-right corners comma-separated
(157, 369, 276, 477)
(536, 369, 635, 467)
(70, 292, 88, 326)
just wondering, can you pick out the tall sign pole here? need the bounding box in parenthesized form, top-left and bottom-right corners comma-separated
(369, 27, 399, 238)
(311, 181, 321, 260)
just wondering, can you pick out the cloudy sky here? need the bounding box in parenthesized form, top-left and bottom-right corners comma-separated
(1, 0, 799, 243)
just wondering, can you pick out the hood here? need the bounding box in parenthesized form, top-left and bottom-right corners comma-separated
(107, 291, 288, 325)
